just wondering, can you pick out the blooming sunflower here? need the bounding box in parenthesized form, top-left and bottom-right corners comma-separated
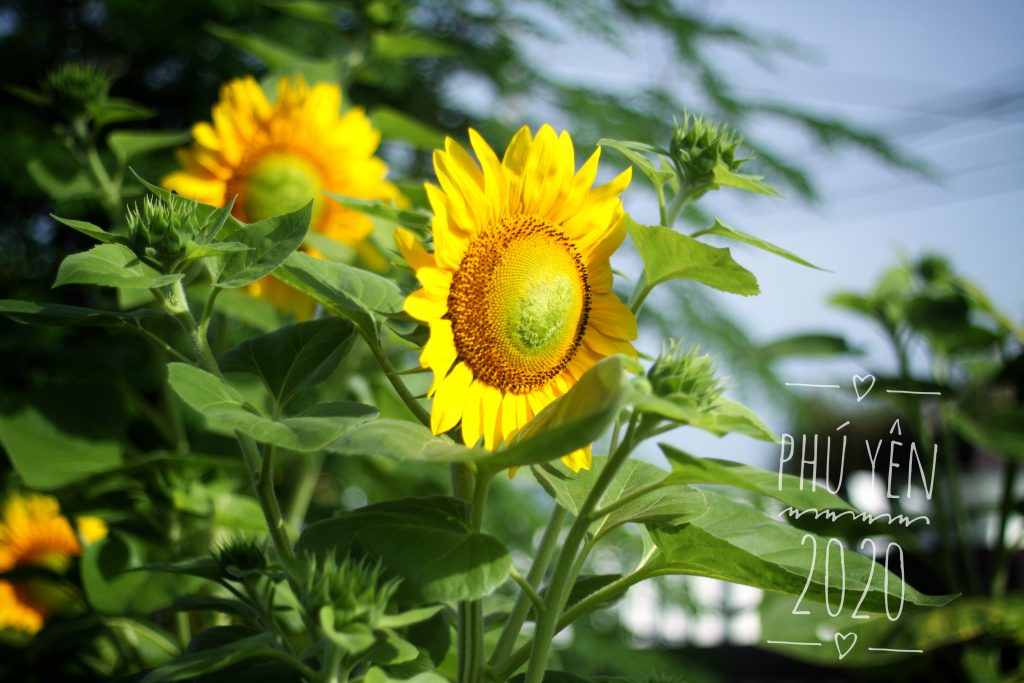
(397, 125, 637, 472)
(0, 493, 107, 635)
(163, 75, 402, 315)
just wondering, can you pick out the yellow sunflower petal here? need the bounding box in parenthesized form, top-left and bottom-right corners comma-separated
(431, 362, 473, 435)
(590, 293, 638, 340)
(395, 228, 435, 272)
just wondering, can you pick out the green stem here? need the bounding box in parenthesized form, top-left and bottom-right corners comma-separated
(489, 506, 568, 667)
(287, 451, 325, 530)
(365, 333, 431, 427)
(991, 461, 1018, 598)
(521, 417, 638, 683)
(153, 281, 318, 641)
(509, 568, 545, 616)
(456, 466, 491, 683)
(84, 144, 121, 223)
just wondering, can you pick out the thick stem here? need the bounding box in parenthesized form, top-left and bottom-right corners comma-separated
(522, 418, 638, 683)
(84, 144, 122, 223)
(489, 506, 568, 667)
(991, 461, 1018, 598)
(287, 451, 325, 530)
(456, 466, 491, 683)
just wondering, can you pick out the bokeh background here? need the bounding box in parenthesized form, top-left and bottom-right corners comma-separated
(0, 1, 1020, 681)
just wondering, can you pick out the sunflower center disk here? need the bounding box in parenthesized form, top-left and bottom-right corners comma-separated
(242, 152, 323, 222)
(447, 215, 591, 393)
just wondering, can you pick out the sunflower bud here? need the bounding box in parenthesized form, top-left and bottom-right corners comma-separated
(126, 195, 202, 268)
(648, 341, 723, 411)
(304, 554, 399, 630)
(215, 538, 268, 580)
(669, 113, 743, 187)
(41, 63, 112, 114)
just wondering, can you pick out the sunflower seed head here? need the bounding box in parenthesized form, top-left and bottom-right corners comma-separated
(303, 554, 400, 628)
(215, 537, 268, 579)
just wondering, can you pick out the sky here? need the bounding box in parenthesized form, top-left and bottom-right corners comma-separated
(490, 0, 1024, 469)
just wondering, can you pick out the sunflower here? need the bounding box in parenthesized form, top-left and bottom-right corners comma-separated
(0, 493, 107, 635)
(397, 125, 637, 472)
(163, 75, 402, 315)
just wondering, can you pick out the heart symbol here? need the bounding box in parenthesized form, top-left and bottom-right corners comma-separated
(835, 631, 857, 660)
(853, 374, 875, 402)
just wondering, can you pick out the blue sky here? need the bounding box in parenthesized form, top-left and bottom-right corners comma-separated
(496, 0, 1024, 465)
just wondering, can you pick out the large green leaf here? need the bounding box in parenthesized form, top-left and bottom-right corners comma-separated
(297, 496, 511, 602)
(950, 408, 1024, 462)
(325, 192, 432, 233)
(207, 201, 312, 288)
(646, 491, 953, 613)
(0, 299, 157, 328)
(324, 418, 485, 462)
(370, 107, 447, 151)
(166, 363, 376, 451)
(272, 251, 406, 336)
(533, 456, 706, 539)
(140, 631, 276, 683)
(82, 533, 195, 615)
(108, 130, 191, 164)
(757, 333, 858, 359)
(635, 392, 777, 442)
(54, 243, 183, 289)
(628, 219, 759, 296)
(661, 445, 855, 512)
(206, 23, 338, 82)
(759, 592, 1022, 667)
(696, 218, 824, 270)
(371, 31, 459, 59)
(491, 356, 627, 470)
(219, 317, 356, 406)
(0, 403, 123, 490)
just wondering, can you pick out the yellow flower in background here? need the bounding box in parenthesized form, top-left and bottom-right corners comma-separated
(0, 493, 107, 635)
(398, 125, 637, 472)
(163, 75, 402, 316)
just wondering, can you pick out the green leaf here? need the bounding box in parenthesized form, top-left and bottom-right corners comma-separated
(170, 595, 262, 623)
(628, 219, 759, 296)
(213, 289, 283, 333)
(635, 392, 777, 442)
(697, 218, 825, 270)
(87, 98, 155, 128)
(108, 130, 191, 164)
(325, 192, 432, 233)
(183, 240, 252, 262)
(371, 31, 459, 59)
(712, 164, 782, 197)
(27, 159, 99, 201)
(54, 243, 183, 289)
(207, 201, 312, 288)
(219, 317, 356, 406)
(489, 356, 627, 470)
(597, 138, 673, 191)
(140, 632, 275, 682)
(325, 418, 484, 462)
(0, 403, 123, 490)
(206, 23, 338, 82)
(377, 604, 445, 629)
(0, 299, 156, 328)
(166, 363, 376, 451)
(265, 0, 338, 23)
(273, 251, 405, 337)
(371, 107, 447, 151)
(646, 491, 953, 612)
(950, 408, 1024, 462)
(82, 533, 195, 615)
(297, 496, 511, 602)
(533, 456, 707, 539)
(758, 333, 857, 359)
(50, 214, 124, 244)
(661, 445, 855, 512)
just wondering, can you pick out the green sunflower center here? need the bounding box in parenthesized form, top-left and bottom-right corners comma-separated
(242, 152, 323, 222)
(447, 214, 591, 394)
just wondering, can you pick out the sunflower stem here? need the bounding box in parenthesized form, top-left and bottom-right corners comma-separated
(521, 415, 639, 683)
(154, 280, 320, 644)
(366, 333, 432, 427)
(453, 464, 489, 683)
(489, 505, 567, 668)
